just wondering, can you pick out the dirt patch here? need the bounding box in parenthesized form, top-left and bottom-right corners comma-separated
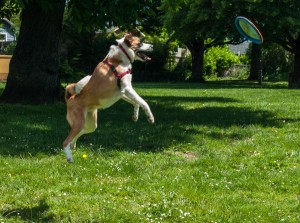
(174, 151, 198, 161)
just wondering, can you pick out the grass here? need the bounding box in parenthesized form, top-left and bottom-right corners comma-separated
(1, 81, 300, 222)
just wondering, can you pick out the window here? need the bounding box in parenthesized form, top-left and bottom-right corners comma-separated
(0, 33, 7, 42)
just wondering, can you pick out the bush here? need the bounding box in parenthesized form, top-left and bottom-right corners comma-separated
(171, 54, 192, 81)
(204, 45, 245, 79)
(59, 22, 173, 82)
(59, 59, 85, 83)
(261, 43, 294, 81)
(132, 36, 173, 82)
(0, 41, 17, 55)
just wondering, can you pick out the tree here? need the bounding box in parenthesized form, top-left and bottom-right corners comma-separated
(257, 0, 300, 87)
(248, 44, 262, 83)
(0, 0, 156, 104)
(1, 0, 66, 104)
(160, 0, 242, 82)
(232, 0, 300, 87)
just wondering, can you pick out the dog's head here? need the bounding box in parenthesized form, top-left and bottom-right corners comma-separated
(116, 31, 152, 62)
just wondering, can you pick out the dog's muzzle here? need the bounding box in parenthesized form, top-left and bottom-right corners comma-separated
(135, 43, 153, 61)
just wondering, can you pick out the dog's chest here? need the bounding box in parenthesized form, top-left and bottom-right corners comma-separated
(98, 91, 121, 109)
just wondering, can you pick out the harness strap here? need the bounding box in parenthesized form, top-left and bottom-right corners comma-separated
(103, 59, 132, 79)
(119, 44, 133, 63)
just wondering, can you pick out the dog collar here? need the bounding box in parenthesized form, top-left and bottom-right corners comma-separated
(119, 44, 133, 63)
(103, 59, 132, 79)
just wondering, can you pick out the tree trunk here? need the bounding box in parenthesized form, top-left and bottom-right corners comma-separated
(186, 39, 205, 82)
(248, 43, 262, 83)
(0, 0, 66, 104)
(289, 34, 300, 88)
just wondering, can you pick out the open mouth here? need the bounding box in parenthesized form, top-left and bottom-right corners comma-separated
(135, 42, 153, 61)
(136, 51, 151, 61)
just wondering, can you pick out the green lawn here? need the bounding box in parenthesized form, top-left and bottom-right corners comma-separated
(0, 81, 300, 222)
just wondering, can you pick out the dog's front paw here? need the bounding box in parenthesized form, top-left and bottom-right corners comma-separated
(132, 115, 138, 122)
(147, 116, 155, 124)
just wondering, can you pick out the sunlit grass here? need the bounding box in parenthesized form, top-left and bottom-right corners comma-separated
(1, 81, 300, 222)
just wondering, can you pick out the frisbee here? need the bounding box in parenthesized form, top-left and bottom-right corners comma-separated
(235, 16, 263, 44)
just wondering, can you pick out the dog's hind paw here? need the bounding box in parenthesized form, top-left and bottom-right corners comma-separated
(67, 157, 74, 163)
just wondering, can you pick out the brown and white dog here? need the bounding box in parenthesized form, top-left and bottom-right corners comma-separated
(63, 32, 155, 162)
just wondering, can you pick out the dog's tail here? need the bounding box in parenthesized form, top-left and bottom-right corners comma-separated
(65, 83, 77, 102)
(64, 75, 92, 102)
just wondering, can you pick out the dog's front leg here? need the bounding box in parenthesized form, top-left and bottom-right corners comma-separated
(121, 95, 140, 122)
(122, 87, 154, 123)
(120, 75, 154, 123)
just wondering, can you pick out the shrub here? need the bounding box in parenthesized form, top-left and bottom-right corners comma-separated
(261, 43, 294, 81)
(204, 45, 244, 79)
(1, 41, 17, 55)
(133, 36, 173, 82)
(171, 54, 192, 81)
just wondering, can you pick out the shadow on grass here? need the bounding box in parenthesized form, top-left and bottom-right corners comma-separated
(135, 80, 289, 90)
(0, 93, 287, 156)
(85, 96, 284, 153)
(2, 199, 55, 222)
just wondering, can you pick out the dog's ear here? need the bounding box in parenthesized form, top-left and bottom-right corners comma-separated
(124, 33, 133, 47)
(129, 28, 145, 38)
(113, 27, 121, 34)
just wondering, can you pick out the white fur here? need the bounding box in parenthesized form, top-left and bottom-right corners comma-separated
(64, 143, 73, 163)
(138, 43, 153, 52)
(120, 74, 154, 123)
(75, 75, 91, 94)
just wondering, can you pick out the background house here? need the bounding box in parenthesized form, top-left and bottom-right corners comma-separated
(0, 18, 15, 81)
(0, 18, 16, 54)
(229, 41, 250, 56)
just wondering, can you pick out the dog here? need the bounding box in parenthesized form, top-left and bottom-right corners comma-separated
(63, 32, 155, 162)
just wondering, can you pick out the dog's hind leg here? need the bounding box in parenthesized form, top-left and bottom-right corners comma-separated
(84, 109, 98, 133)
(63, 107, 86, 162)
(63, 109, 97, 163)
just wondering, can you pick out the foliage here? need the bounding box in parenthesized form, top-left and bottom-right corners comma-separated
(2, 81, 300, 222)
(59, 59, 85, 83)
(244, 42, 295, 81)
(59, 20, 173, 82)
(204, 46, 243, 77)
(0, 41, 16, 55)
(261, 43, 294, 81)
(133, 34, 175, 82)
(160, 0, 240, 44)
(160, 0, 300, 85)
(250, 0, 300, 54)
(171, 55, 192, 81)
(0, 0, 21, 19)
(170, 46, 249, 81)
(59, 21, 116, 81)
(230, 0, 300, 86)
(160, 0, 244, 81)
(66, 0, 158, 33)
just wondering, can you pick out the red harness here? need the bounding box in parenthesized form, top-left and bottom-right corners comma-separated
(103, 59, 132, 79)
(102, 44, 133, 82)
(119, 44, 133, 63)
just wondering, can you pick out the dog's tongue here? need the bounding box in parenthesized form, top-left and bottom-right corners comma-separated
(144, 54, 151, 61)
(137, 52, 151, 61)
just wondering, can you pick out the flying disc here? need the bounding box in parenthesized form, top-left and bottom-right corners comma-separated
(235, 16, 263, 44)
